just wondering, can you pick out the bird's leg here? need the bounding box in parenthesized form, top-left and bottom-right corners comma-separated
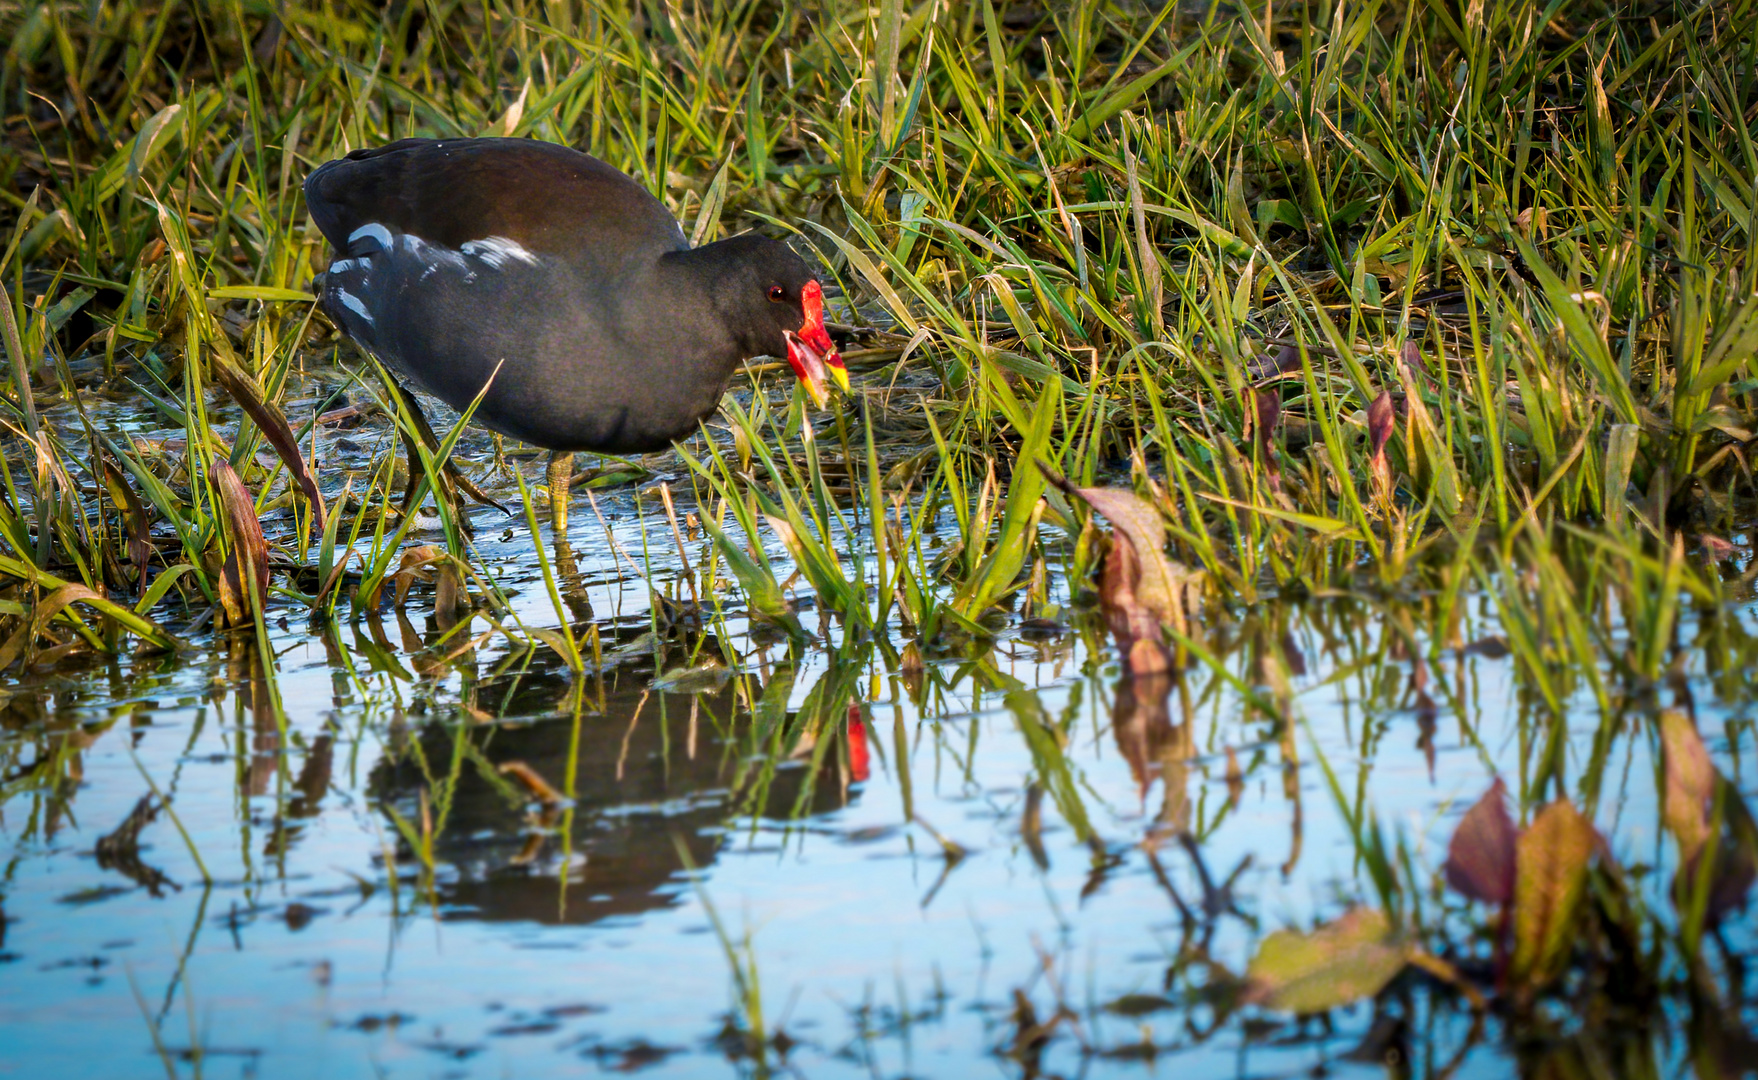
(546, 450, 574, 533)
(395, 423, 425, 517)
(380, 372, 459, 516)
(380, 373, 508, 525)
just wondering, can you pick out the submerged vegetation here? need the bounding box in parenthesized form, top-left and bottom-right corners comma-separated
(3, 0, 1757, 1073)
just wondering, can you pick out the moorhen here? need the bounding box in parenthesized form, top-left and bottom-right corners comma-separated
(304, 137, 847, 529)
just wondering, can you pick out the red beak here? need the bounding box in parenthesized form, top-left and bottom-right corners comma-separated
(784, 280, 848, 407)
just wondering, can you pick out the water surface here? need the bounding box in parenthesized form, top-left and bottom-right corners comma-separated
(2, 383, 1755, 1079)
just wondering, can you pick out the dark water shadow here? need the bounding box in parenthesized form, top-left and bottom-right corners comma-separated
(369, 650, 865, 927)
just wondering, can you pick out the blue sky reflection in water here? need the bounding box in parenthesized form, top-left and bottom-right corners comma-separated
(1, 498, 1755, 1079)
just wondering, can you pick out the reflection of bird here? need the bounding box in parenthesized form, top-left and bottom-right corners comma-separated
(369, 661, 862, 926)
(304, 137, 847, 528)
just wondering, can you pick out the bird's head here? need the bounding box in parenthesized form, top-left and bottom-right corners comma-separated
(707, 235, 848, 408)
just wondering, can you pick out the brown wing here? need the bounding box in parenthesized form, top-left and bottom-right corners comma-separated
(303, 138, 687, 264)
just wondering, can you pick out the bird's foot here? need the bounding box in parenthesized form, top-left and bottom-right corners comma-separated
(449, 464, 508, 514)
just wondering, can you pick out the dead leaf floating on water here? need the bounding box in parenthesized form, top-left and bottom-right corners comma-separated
(1244, 907, 1411, 1014)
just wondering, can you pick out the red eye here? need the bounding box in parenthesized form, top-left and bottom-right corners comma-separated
(767, 285, 786, 302)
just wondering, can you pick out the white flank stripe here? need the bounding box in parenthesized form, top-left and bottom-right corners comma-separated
(335, 289, 373, 325)
(460, 236, 540, 269)
(347, 223, 394, 251)
(400, 234, 469, 272)
(328, 257, 368, 275)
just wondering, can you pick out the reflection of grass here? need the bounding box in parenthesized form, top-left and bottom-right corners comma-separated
(674, 837, 781, 1074)
(127, 962, 192, 1080)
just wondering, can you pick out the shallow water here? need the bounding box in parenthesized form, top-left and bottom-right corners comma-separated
(2, 386, 1756, 1078)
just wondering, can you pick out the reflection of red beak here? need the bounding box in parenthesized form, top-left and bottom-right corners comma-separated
(784, 280, 848, 408)
(847, 703, 869, 782)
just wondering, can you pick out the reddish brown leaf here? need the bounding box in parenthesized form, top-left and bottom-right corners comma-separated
(212, 458, 268, 630)
(1124, 636, 1170, 675)
(209, 351, 327, 534)
(1247, 344, 1302, 381)
(100, 456, 153, 584)
(1697, 534, 1737, 563)
(386, 545, 464, 629)
(1444, 779, 1518, 905)
(1660, 708, 1717, 860)
(899, 640, 926, 700)
(1367, 391, 1396, 462)
(1398, 339, 1427, 380)
(390, 544, 465, 628)
(1510, 799, 1598, 990)
(1042, 473, 1190, 675)
(432, 558, 464, 631)
(1252, 386, 1282, 448)
(392, 545, 444, 608)
(1099, 532, 1168, 673)
(1252, 387, 1283, 489)
(1661, 709, 1758, 923)
(498, 760, 566, 807)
